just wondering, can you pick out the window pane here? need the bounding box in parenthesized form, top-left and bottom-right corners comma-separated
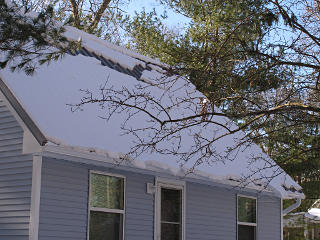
(161, 223, 181, 240)
(89, 211, 123, 240)
(238, 196, 256, 223)
(161, 188, 181, 223)
(90, 173, 124, 210)
(238, 225, 256, 240)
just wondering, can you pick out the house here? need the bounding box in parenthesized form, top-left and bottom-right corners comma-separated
(0, 25, 305, 240)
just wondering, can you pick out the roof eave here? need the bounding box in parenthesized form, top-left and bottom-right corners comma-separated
(36, 144, 285, 197)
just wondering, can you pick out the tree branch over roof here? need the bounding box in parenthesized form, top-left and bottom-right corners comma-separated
(89, 0, 112, 31)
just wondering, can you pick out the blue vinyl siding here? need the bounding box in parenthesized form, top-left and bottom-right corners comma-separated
(38, 158, 154, 240)
(257, 195, 281, 240)
(186, 182, 281, 240)
(186, 182, 237, 240)
(38, 157, 281, 240)
(0, 100, 33, 240)
(39, 159, 88, 240)
(125, 172, 154, 240)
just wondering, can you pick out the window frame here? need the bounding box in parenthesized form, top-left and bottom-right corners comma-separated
(154, 177, 186, 240)
(237, 194, 257, 240)
(87, 170, 126, 240)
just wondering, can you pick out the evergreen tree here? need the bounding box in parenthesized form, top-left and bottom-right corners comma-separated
(0, 0, 80, 74)
(128, 0, 280, 97)
(21, 0, 130, 43)
(126, 0, 320, 210)
(0, 0, 129, 74)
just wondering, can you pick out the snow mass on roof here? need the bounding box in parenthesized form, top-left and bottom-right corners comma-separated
(0, 25, 304, 199)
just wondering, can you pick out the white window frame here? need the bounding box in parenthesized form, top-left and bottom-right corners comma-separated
(87, 170, 126, 240)
(237, 194, 257, 240)
(154, 177, 186, 240)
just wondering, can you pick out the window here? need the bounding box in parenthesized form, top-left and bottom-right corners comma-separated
(237, 195, 257, 240)
(155, 180, 185, 240)
(88, 172, 125, 240)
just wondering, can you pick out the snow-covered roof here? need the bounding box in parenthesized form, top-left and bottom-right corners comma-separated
(0, 25, 304, 199)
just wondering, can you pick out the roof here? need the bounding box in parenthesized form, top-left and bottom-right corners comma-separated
(0, 25, 304, 199)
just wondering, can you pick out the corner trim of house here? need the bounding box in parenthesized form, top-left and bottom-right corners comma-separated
(29, 155, 43, 240)
(281, 198, 283, 240)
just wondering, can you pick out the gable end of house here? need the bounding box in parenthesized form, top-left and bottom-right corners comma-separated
(0, 97, 34, 240)
(0, 77, 47, 148)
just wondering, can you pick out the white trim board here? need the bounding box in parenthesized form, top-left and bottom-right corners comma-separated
(281, 198, 283, 240)
(29, 155, 42, 240)
(154, 177, 186, 240)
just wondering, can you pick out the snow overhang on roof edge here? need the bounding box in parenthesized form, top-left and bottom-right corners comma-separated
(39, 143, 278, 194)
(39, 142, 304, 199)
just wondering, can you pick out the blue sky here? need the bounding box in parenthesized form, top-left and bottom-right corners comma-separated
(124, 0, 189, 28)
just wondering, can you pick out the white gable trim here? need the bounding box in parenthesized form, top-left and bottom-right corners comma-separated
(0, 88, 29, 130)
(281, 198, 283, 240)
(29, 155, 42, 240)
(23, 129, 43, 154)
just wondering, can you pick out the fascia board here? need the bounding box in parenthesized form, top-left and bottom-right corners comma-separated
(39, 145, 279, 198)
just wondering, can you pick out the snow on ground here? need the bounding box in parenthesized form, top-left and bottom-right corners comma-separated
(306, 208, 320, 221)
